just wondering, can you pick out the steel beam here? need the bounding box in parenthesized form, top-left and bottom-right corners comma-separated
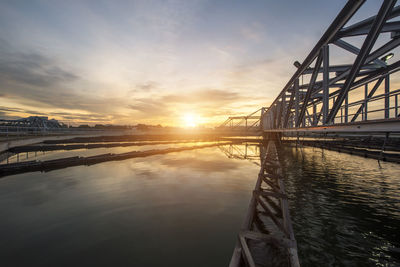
(228, 116, 260, 120)
(364, 84, 368, 121)
(294, 79, 299, 124)
(345, 94, 348, 123)
(300, 37, 400, 98)
(334, 39, 387, 67)
(297, 51, 323, 127)
(284, 90, 295, 128)
(265, 0, 365, 114)
(339, 21, 400, 37)
(338, 5, 400, 38)
(322, 45, 329, 124)
(351, 60, 400, 88)
(326, 0, 396, 124)
(277, 96, 285, 128)
(385, 74, 390, 118)
(302, 63, 379, 74)
(351, 77, 384, 122)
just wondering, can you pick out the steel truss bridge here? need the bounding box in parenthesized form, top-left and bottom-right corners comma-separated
(263, 0, 400, 136)
(217, 108, 267, 135)
(223, 0, 400, 137)
(228, 1, 400, 266)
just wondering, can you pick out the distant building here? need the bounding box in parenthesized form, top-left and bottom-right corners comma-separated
(0, 116, 66, 129)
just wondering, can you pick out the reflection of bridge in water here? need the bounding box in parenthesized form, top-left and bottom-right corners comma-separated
(225, 139, 299, 267)
(219, 143, 262, 166)
(226, 1, 400, 266)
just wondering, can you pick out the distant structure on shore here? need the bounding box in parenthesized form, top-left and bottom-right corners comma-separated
(0, 116, 66, 129)
(0, 116, 213, 135)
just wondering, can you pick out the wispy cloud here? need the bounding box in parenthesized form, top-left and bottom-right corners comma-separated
(0, 0, 383, 126)
(162, 89, 240, 104)
(0, 50, 79, 87)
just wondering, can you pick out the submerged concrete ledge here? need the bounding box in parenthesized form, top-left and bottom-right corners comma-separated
(7, 140, 216, 153)
(0, 141, 233, 178)
(0, 131, 133, 153)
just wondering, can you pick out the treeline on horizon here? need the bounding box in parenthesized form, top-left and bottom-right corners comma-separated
(73, 123, 209, 130)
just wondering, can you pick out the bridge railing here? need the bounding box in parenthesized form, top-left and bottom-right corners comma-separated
(285, 87, 400, 128)
(217, 107, 267, 134)
(262, 0, 400, 133)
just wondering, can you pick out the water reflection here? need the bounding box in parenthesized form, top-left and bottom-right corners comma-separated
(213, 143, 400, 266)
(0, 146, 259, 267)
(282, 146, 400, 266)
(218, 143, 261, 166)
(0, 143, 399, 266)
(0, 141, 219, 165)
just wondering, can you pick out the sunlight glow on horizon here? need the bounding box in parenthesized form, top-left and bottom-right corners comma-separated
(182, 113, 200, 128)
(0, 1, 385, 126)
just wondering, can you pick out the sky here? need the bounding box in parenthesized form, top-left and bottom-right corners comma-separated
(0, 0, 386, 126)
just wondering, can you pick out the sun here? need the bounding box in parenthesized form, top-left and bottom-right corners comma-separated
(183, 113, 199, 128)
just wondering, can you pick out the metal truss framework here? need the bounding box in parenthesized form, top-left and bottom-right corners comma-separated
(229, 139, 299, 267)
(262, 0, 400, 134)
(218, 108, 267, 133)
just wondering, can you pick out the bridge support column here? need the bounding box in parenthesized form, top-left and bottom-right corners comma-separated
(260, 107, 265, 131)
(345, 94, 348, 123)
(364, 84, 368, 121)
(313, 104, 317, 125)
(322, 44, 329, 125)
(294, 78, 299, 126)
(385, 74, 390, 119)
(281, 94, 286, 128)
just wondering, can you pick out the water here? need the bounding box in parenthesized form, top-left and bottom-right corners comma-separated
(0, 143, 399, 266)
(283, 146, 400, 266)
(0, 145, 259, 266)
(0, 141, 219, 164)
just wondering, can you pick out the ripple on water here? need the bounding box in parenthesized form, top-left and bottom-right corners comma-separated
(283, 146, 400, 266)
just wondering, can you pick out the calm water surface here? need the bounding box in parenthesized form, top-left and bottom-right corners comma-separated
(0, 143, 399, 266)
(0, 141, 218, 164)
(0, 145, 258, 266)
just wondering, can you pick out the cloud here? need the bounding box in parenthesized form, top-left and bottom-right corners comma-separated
(0, 3, 278, 126)
(0, 45, 126, 117)
(125, 88, 265, 125)
(0, 0, 384, 127)
(239, 22, 265, 42)
(161, 89, 240, 104)
(127, 88, 247, 117)
(0, 41, 106, 116)
(136, 81, 158, 91)
(129, 81, 159, 94)
(0, 106, 23, 113)
(0, 104, 115, 124)
(127, 93, 171, 116)
(0, 48, 79, 88)
(0, 106, 48, 117)
(0, 39, 273, 126)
